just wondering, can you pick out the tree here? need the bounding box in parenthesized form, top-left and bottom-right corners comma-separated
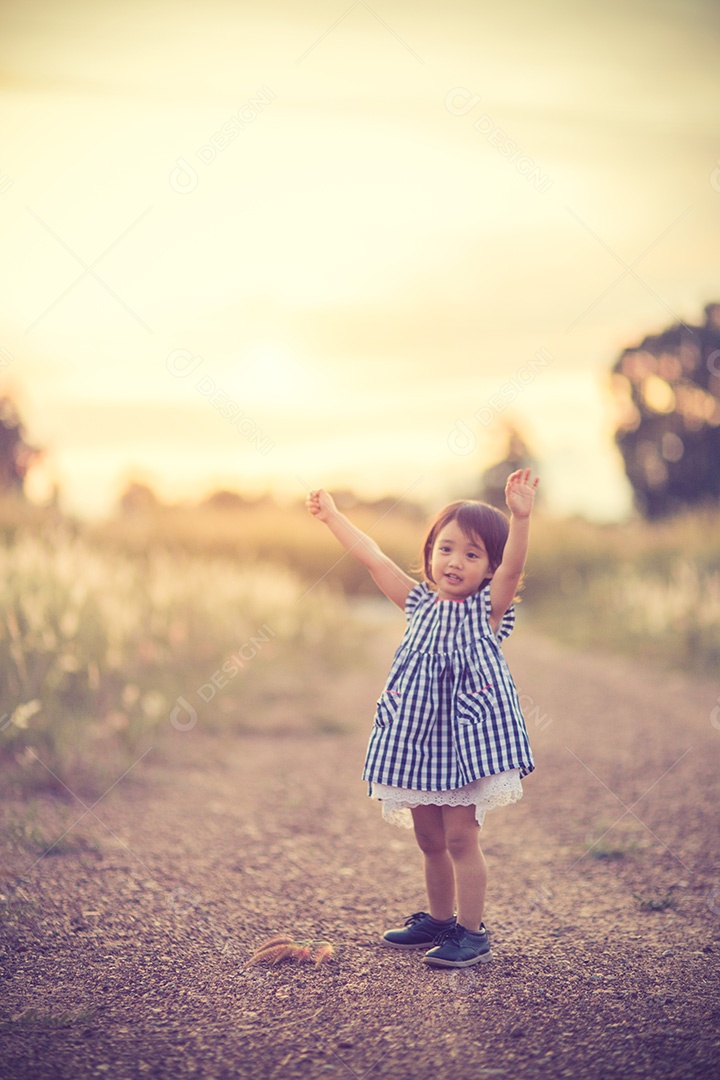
(478, 425, 538, 511)
(118, 481, 161, 514)
(0, 396, 40, 494)
(611, 303, 720, 518)
(474, 425, 537, 509)
(200, 490, 274, 511)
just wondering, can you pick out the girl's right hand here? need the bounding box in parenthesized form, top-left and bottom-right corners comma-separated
(305, 488, 337, 523)
(505, 468, 539, 518)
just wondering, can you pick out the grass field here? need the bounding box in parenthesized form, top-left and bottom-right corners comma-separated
(520, 510, 720, 674)
(89, 497, 720, 673)
(1, 496, 718, 792)
(0, 504, 370, 794)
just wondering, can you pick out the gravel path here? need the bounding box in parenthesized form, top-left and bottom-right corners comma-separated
(1, 622, 719, 1080)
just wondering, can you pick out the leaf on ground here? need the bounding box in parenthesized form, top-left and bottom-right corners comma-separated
(247, 943, 303, 966)
(312, 942, 334, 965)
(246, 934, 335, 967)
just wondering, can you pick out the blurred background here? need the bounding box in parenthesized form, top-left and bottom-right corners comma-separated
(0, 0, 718, 790)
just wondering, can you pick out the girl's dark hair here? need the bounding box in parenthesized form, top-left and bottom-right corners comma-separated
(421, 500, 511, 593)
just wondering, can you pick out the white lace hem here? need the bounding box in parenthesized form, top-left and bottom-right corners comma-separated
(370, 769, 523, 830)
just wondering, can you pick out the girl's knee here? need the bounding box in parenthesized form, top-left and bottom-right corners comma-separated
(413, 825, 447, 856)
(445, 826, 480, 860)
(411, 806, 446, 855)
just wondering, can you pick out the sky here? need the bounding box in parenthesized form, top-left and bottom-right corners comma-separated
(1, 0, 719, 520)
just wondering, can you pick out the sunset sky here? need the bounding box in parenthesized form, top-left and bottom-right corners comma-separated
(1, 0, 719, 519)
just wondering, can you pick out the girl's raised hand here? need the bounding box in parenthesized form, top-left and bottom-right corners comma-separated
(305, 488, 338, 523)
(505, 468, 540, 518)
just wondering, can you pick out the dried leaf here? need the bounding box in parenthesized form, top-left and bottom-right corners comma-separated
(312, 942, 334, 966)
(246, 933, 336, 968)
(246, 943, 296, 967)
(254, 933, 295, 950)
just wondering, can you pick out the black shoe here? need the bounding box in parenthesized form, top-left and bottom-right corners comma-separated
(382, 911, 456, 950)
(422, 922, 491, 967)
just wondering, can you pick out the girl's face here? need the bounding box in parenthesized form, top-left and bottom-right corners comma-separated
(430, 518, 492, 601)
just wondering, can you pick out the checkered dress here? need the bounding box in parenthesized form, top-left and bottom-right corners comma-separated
(362, 582, 535, 792)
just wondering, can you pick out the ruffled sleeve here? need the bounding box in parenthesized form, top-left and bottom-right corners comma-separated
(496, 603, 516, 641)
(404, 581, 429, 620)
(478, 585, 516, 641)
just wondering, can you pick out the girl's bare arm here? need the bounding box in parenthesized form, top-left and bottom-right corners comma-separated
(488, 469, 539, 632)
(306, 489, 417, 610)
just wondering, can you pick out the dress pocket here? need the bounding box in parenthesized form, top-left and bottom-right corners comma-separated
(456, 686, 494, 726)
(374, 689, 401, 729)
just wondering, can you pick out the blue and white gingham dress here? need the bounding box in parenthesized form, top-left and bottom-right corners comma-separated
(362, 582, 534, 826)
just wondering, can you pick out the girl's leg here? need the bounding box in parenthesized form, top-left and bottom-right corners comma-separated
(410, 805, 455, 921)
(441, 804, 487, 931)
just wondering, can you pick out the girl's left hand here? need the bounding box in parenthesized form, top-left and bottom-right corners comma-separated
(505, 468, 540, 517)
(305, 487, 338, 523)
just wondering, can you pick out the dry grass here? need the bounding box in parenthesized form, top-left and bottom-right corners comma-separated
(246, 935, 335, 967)
(0, 518, 370, 795)
(1, 498, 718, 793)
(522, 511, 720, 672)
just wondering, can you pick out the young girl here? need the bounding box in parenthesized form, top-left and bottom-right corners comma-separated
(305, 469, 539, 969)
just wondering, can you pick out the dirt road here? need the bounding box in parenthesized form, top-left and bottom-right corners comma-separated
(1, 623, 719, 1079)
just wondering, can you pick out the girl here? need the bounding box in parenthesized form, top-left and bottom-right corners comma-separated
(305, 469, 538, 969)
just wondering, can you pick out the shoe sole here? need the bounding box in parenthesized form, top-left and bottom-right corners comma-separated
(421, 950, 492, 968)
(381, 939, 437, 950)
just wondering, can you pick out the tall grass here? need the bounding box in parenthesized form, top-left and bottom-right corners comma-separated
(521, 512, 720, 673)
(1, 500, 718, 794)
(0, 523, 369, 795)
(88, 501, 422, 597)
(91, 502, 720, 674)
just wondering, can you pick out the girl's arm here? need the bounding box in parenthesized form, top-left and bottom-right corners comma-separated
(488, 468, 539, 633)
(306, 488, 417, 610)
